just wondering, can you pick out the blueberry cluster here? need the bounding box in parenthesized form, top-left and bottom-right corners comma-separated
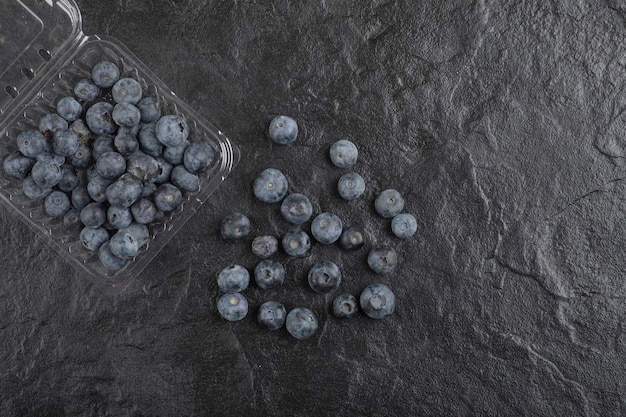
(215, 116, 415, 338)
(3, 60, 216, 272)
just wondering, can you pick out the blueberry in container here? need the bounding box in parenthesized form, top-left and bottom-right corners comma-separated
(0, 0, 240, 294)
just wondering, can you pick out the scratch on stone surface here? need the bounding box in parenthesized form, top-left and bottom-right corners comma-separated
(172, 268, 192, 313)
(550, 177, 626, 218)
(229, 330, 257, 408)
(493, 255, 569, 301)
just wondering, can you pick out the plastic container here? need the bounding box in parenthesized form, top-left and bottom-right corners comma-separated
(0, 0, 240, 294)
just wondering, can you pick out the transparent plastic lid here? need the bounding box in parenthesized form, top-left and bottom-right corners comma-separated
(0, 0, 82, 115)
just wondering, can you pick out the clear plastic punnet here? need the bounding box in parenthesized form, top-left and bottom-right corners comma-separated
(0, 0, 240, 294)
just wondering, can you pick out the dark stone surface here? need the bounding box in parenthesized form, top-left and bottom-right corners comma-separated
(2, 0, 626, 415)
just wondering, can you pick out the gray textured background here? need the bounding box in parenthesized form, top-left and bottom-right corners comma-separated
(2, 0, 625, 415)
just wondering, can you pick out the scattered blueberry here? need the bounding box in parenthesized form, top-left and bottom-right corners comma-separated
(311, 212, 342, 244)
(137, 123, 163, 157)
(251, 235, 279, 259)
(112, 102, 141, 128)
(68, 143, 92, 169)
(154, 183, 183, 212)
(329, 139, 358, 168)
(113, 129, 139, 156)
(98, 241, 128, 271)
(38, 114, 68, 139)
(85, 102, 117, 135)
(153, 157, 173, 184)
(268, 115, 298, 145)
(285, 307, 318, 340)
(155, 115, 189, 147)
(71, 185, 91, 210)
(31, 160, 63, 187)
(109, 229, 140, 259)
(17, 130, 47, 157)
(171, 165, 200, 192)
(130, 198, 157, 224)
(92, 135, 116, 160)
(105, 173, 143, 208)
(253, 168, 288, 203)
(217, 265, 250, 293)
(79, 226, 109, 251)
(183, 142, 215, 174)
(74, 79, 100, 101)
(374, 189, 404, 218)
(80, 202, 107, 228)
(56, 96, 82, 121)
(282, 229, 311, 257)
(337, 172, 365, 201)
(360, 283, 396, 319)
(332, 294, 359, 318)
(308, 261, 342, 294)
(112, 77, 143, 104)
(58, 165, 79, 192)
(87, 175, 113, 203)
(163, 140, 189, 165)
(126, 152, 159, 182)
(217, 293, 248, 321)
(391, 213, 417, 239)
(367, 246, 398, 274)
(22, 175, 51, 200)
(137, 97, 160, 123)
(339, 225, 365, 250)
(220, 213, 251, 240)
(257, 301, 287, 330)
(280, 193, 312, 225)
(254, 260, 285, 290)
(43, 190, 70, 217)
(107, 205, 134, 229)
(121, 223, 150, 247)
(91, 61, 120, 88)
(52, 130, 80, 157)
(69, 119, 92, 144)
(96, 151, 126, 179)
(3, 151, 34, 179)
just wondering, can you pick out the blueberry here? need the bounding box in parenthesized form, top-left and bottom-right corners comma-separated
(332, 294, 359, 318)
(257, 301, 287, 330)
(138, 122, 163, 157)
(280, 193, 313, 225)
(112, 102, 141, 128)
(69, 119, 92, 143)
(391, 213, 417, 239)
(109, 229, 140, 259)
(170, 165, 199, 192)
(330, 139, 358, 168)
(268, 115, 298, 145)
(22, 175, 51, 200)
(43, 190, 70, 217)
(38, 114, 68, 139)
(153, 157, 173, 183)
(310, 212, 342, 244)
(107, 205, 133, 229)
(113, 129, 139, 156)
(131, 198, 157, 224)
(217, 265, 250, 293)
(112, 77, 142, 104)
(282, 229, 311, 257)
(251, 235, 279, 259)
(137, 97, 160, 123)
(63, 208, 82, 232)
(217, 293, 248, 321)
(337, 172, 365, 201)
(92, 135, 116, 160)
(254, 260, 285, 290)
(285, 307, 318, 340)
(220, 213, 250, 240)
(183, 142, 215, 174)
(126, 152, 159, 182)
(339, 225, 365, 250)
(141, 182, 157, 198)
(308, 261, 342, 294)
(80, 202, 107, 228)
(58, 165, 79, 192)
(156, 115, 189, 147)
(95, 151, 126, 180)
(121, 223, 150, 247)
(52, 130, 79, 157)
(3, 151, 34, 179)
(74, 79, 100, 101)
(98, 241, 128, 271)
(85, 102, 117, 135)
(367, 246, 398, 274)
(91, 61, 120, 88)
(79, 226, 109, 251)
(71, 185, 92, 210)
(17, 130, 47, 157)
(253, 168, 288, 203)
(163, 140, 189, 165)
(154, 183, 183, 212)
(34, 150, 64, 166)
(360, 283, 396, 319)
(56, 96, 82, 121)
(374, 189, 404, 218)
(31, 160, 62, 187)
(87, 175, 113, 203)
(105, 173, 143, 208)
(68, 143, 92, 169)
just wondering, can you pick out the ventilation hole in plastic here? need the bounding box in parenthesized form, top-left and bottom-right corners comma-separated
(21, 68, 35, 79)
(38, 49, 51, 61)
(5, 86, 18, 98)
